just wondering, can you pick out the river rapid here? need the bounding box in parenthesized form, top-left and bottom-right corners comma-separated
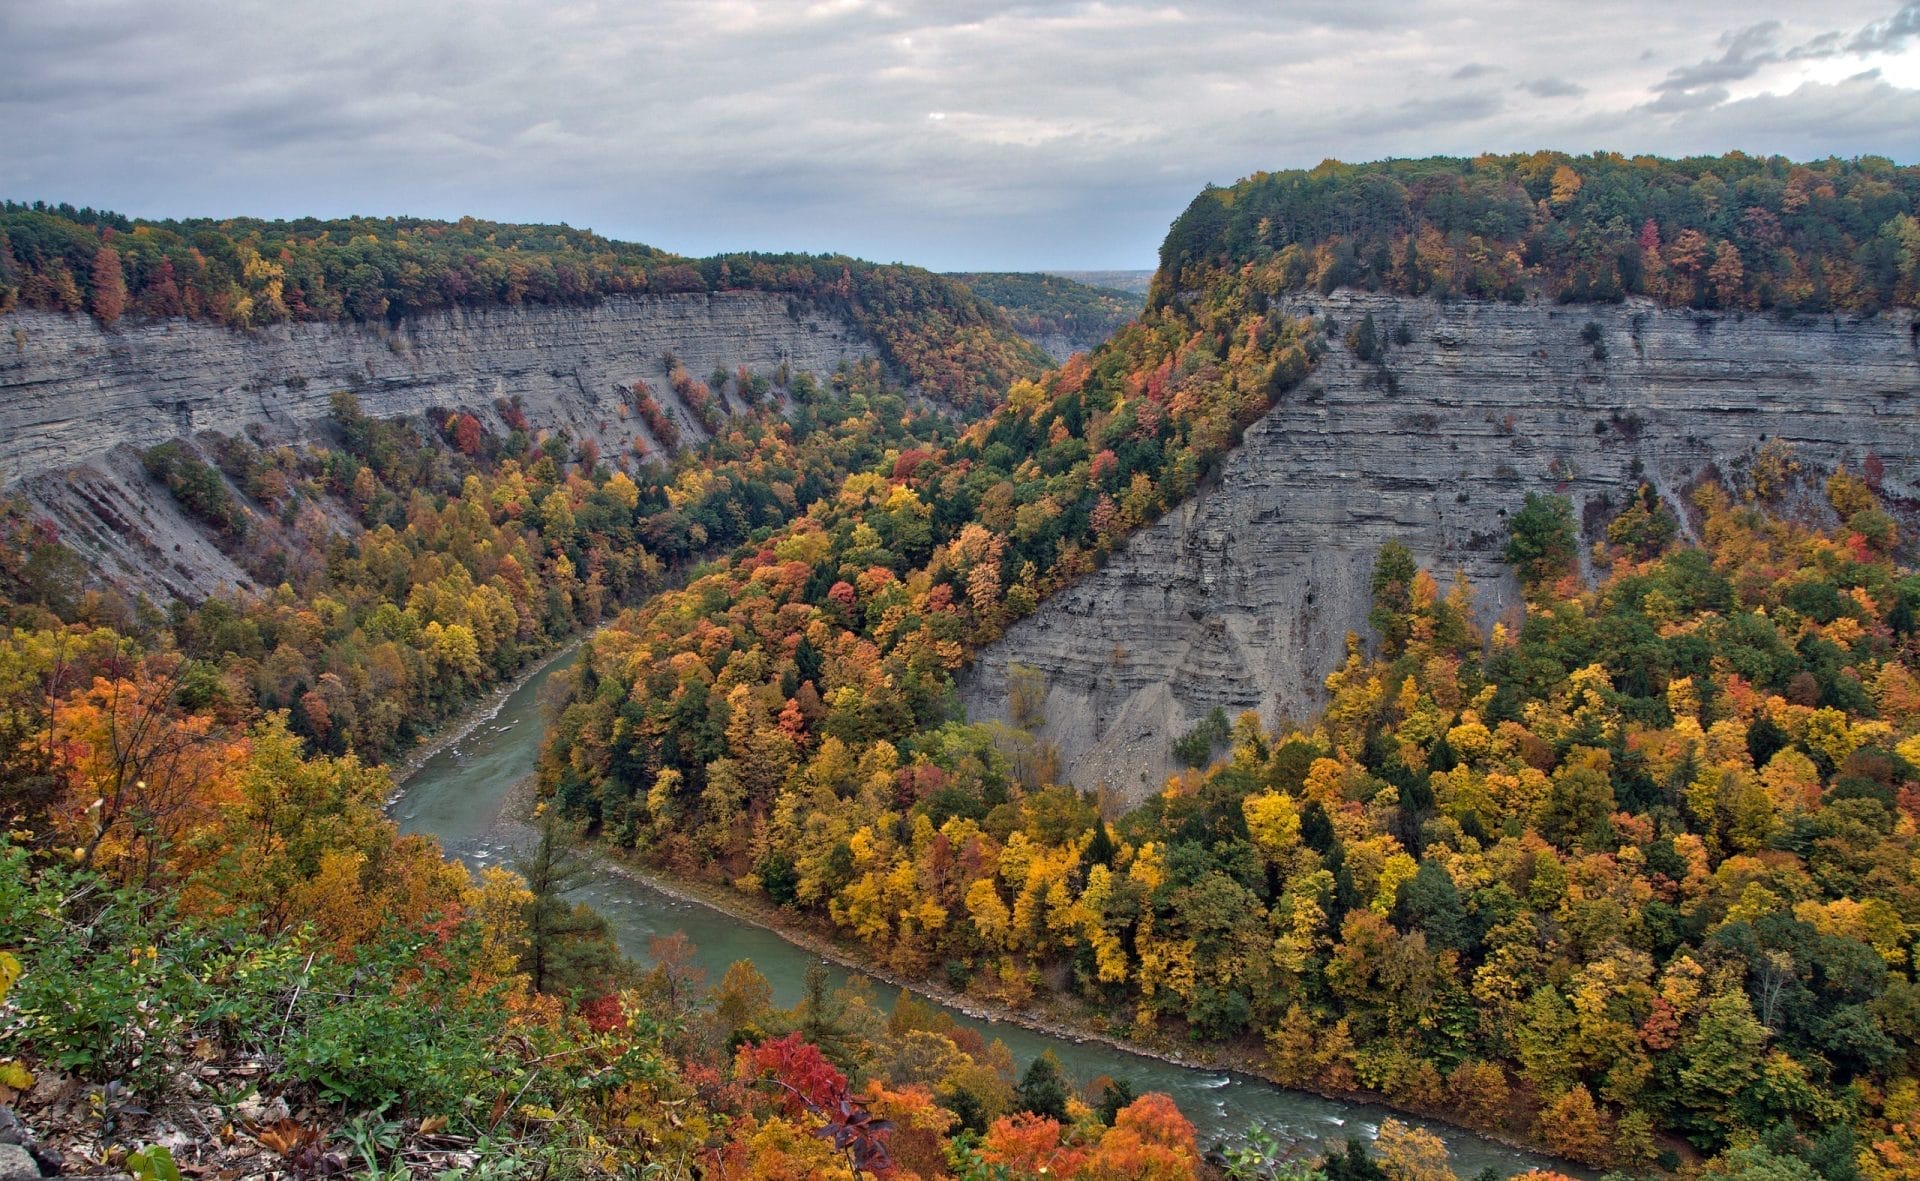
(390, 648, 1585, 1178)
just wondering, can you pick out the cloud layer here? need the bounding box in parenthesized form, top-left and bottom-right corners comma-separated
(3, 1, 1916, 268)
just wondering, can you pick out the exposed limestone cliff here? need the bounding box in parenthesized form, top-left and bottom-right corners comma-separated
(965, 293, 1920, 803)
(0, 293, 875, 598)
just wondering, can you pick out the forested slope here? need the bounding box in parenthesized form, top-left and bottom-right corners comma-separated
(0, 204, 1048, 410)
(0, 319, 1203, 1180)
(542, 152, 1920, 1176)
(946, 272, 1142, 361)
(965, 288, 1920, 800)
(0, 207, 1051, 605)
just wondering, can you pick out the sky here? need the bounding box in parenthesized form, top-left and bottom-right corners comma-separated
(4, 1, 1919, 271)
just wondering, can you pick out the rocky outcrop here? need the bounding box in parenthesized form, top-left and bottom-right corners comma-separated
(1, 293, 876, 598)
(1028, 334, 1084, 364)
(965, 293, 1920, 803)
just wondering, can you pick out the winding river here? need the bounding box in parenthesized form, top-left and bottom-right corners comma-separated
(391, 649, 1583, 1177)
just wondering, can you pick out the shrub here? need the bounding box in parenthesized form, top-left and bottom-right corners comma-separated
(1171, 706, 1230, 768)
(1505, 492, 1576, 583)
(278, 925, 508, 1116)
(0, 845, 302, 1095)
(142, 441, 248, 540)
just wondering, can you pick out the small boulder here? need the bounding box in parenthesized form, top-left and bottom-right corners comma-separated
(0, 1142, 42, 1181)
(0, 1109, 57, 1175)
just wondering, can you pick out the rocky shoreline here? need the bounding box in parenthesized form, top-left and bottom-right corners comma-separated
(385, 638, 581, 797)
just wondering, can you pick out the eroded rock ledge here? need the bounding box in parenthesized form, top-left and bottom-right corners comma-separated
(0, 293, 875, 598)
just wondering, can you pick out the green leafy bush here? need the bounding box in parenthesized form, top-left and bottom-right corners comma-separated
(0, 843, 303, 1094)
(1505, 491, 1577, 583)
(1171, 706, 1231, 768)
(142, 441, 248, 540)
(279, 925, 508, 1116)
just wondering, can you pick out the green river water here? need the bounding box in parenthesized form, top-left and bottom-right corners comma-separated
(391, 649, 1584, 1177)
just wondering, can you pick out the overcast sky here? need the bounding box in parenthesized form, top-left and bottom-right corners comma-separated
(4, 2, 1918, 270)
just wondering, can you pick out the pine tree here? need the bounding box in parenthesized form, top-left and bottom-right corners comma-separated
(513, 811, 625, 997)
(1016, 1050, 1072, 1122)
(1086, 817, 1117, 868)
(795, 963, 858, 1070)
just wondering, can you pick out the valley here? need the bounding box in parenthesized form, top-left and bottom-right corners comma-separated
(389, 644, 1576, 1177)
(4, 151, 1920, 1181)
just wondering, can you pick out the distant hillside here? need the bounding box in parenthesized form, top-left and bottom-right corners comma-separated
(1158, 152, 1920, 310)
(946, 270, 1144, 360)
(1046, 268, 1155, 294)
(0, 202, 1047, 410)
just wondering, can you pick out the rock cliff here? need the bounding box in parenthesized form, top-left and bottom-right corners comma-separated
(964, 293, 1920, 803)
(0, 293, 876, 597)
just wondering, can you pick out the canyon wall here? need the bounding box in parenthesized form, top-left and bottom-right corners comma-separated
(965, 293, 1920, 803)
(0, 293, 876, 597)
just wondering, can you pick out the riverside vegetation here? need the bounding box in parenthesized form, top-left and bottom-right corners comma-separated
(2, 151, 1919, 1179)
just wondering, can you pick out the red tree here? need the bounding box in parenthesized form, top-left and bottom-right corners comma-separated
(90, 245, 128, 325)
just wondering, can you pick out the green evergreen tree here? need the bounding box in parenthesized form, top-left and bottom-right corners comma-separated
(1504, 492, 1577, 584)
(1094, 1076, 1135, 1126)
(1679, 990, 1770, 1150)
(1015, 1050, 1072, 1122)
(1086, 817, 1117, 868)
(513, 811, 627, 998)
(1321, 1139, 1387, 1181)
(1368, 540, 1417, 656)
(795, 963, 858, 1070)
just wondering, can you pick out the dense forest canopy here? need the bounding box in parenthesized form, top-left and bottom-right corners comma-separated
(530, 152, 1920, 1178)
(0, 202, 1047, 410)
(543, 355, 1920, 1180)
(1158, 152, 1920, 312)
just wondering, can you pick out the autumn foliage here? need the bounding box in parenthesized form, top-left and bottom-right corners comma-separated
(548, 353, 1920, 1176)
(1158, 152, 1920, 312)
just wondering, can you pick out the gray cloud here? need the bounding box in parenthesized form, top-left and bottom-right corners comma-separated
(1784, 3, 1920, 61)
(1, 1, 1914, 269)
(1521, 78, 1587, 98)
(1641, 4, 1920, 119)
(1632, 74, 1920, 158)
(1656, 21, 1782, 93)
(1850, 1, 1920, 52)
(1646, 84, 1734, 113)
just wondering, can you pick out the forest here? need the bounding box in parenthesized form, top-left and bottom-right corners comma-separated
(0, 358, 1238, 1179)
(2, 152, 1918, 1179)
(1157, 153, 1920, 313)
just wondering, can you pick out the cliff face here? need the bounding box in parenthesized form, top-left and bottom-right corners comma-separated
(965, 293, 1920, 803)
(0, 293, 875, 597)
(1, 292, 871, 484)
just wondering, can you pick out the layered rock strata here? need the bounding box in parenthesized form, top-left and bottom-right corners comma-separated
(965, 293, 1920, 803)
(0, 293, 875, 598)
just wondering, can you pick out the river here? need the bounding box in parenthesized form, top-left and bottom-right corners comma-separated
(391, 649, 1584, 1178)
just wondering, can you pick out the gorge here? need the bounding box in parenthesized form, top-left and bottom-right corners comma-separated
(7, 150, 1920, 1179)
